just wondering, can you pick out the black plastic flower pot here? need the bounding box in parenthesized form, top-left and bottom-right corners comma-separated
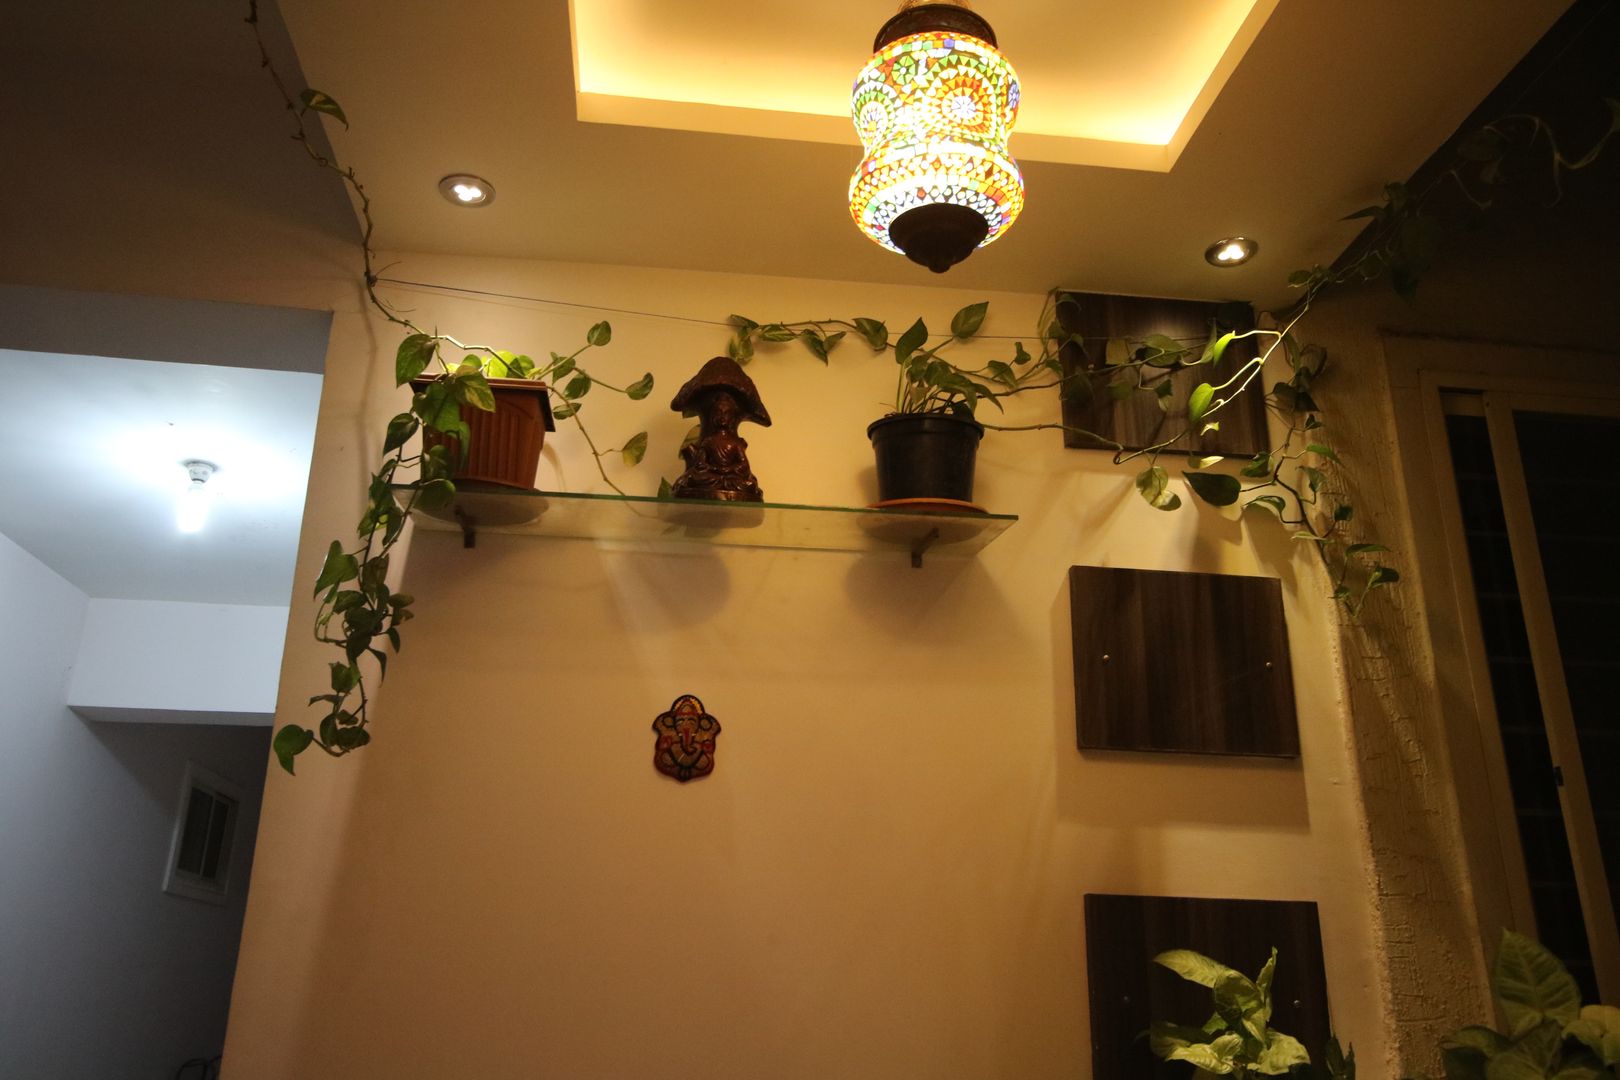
(866, 412, 985, 504)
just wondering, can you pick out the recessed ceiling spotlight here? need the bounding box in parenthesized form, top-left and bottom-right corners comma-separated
(1205, 236, 1258, 267)
(438, 174, 495, 207)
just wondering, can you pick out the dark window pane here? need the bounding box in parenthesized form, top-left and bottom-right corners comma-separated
(201, 796, 232, 881)
(1516, 411, 1620, 913)
(176, 788, 214, 876)
(1446, 413, 1597, 1000)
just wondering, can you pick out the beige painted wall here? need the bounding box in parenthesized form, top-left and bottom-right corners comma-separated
(202, 253, 1388, 1078)
(0, 4, 1395, 1071)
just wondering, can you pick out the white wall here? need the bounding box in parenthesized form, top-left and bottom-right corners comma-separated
(0, 531, 270, 1079)
(70, 599, 290, 724)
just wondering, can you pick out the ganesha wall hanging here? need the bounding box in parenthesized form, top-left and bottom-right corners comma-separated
(652, 694, 721, 782)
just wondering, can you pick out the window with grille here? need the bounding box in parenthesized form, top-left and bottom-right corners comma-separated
(163, 763, 241, 905)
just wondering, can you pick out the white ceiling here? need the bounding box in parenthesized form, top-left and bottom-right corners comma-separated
(0, 350, 321, 606)
(277, 0, 1570, 303)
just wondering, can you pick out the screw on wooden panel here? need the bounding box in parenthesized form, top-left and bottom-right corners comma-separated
(1264, 661, 1274, 670)
(1121, 995, 1131, 1004)
(1292, 1000, 1302, 1009)
(1101, 654, 1111, 664)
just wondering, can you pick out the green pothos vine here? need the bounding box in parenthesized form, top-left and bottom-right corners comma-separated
(246, 3, 655, 773)
(730, 94, 1618, 618)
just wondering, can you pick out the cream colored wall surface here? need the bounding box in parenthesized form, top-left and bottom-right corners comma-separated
(212, 253, 1387, 1078)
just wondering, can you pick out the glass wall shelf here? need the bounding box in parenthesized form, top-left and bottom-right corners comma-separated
(394, 485, 1016, 567)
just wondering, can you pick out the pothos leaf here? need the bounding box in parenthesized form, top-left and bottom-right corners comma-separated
(895, 318, 928, 365)
(314, 541, 359, 598)
(383, 412, 419, 453)
(620, 431, 648, 467)
(395, 334, 436, 386)
(586, 321, 612, 346)
(457, 372, 496, 412)
(273, 725, 314, 775)
(298, 88, 348, 128)
(1184, 471, 1241, 507)
(950, 301, 989, 339)
(1307, 442, 1341, 463)
(853, 317, 889, 349)
(800, 329, 829, 363)
(1135, 466, 1182, 511)
(1187, 383, 1216, 427)
(1246, 495, 1288, 516)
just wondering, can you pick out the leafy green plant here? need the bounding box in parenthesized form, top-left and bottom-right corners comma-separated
(1413, 930, 1620, 1080)
(725, 300, 1096, 427)
(1148, 947, 1354, 1078)
(735, 98, 1616, 612)
(246, 3, 654, 772)
(729, 290, 1396, 610)
(1037, 287, 1399, 614)
(1072, 95, 1616, 610)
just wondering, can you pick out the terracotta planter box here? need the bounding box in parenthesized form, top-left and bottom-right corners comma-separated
(411, 376, 556, 490)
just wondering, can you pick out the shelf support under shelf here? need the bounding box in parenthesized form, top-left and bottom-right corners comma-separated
(455, 507, 477, 549)
(911, 527, 940, 569)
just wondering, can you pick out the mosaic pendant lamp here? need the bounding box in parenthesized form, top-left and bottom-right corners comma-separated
(849, 2, 1024, 273)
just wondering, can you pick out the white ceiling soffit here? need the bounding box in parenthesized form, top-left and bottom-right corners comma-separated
(0, 350, 321, 606)
(569, 0, 1282, 171)
(275, 0, 1569, 300)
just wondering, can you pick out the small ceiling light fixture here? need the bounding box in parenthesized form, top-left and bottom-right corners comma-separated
(177, 459, 217, 535)
(437, 173, 495, 207)
(850, 2, 1024, 273)
(1204, 236, 1258, 267)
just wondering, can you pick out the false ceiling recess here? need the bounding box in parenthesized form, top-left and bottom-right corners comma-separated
(568, 0, 1281, 171)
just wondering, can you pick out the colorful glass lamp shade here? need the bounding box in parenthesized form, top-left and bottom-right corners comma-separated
(850, 3, 1024, 273)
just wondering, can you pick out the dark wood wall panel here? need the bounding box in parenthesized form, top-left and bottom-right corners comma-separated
(1057, 292, 1268, 457)
(1070, 566, 1299, 757)
(1084, 894, 1331, 1080)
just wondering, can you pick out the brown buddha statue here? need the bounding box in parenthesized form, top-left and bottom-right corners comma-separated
(669, 356, 771, 502)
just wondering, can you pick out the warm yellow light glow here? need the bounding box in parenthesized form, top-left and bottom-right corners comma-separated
(849, 28, 1024, 257)
(1204, 236, 1258, 266)
(568, 1, 1279, 171)
(438, 173, 495, 207)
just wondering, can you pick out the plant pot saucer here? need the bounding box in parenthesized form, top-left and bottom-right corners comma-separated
(866, 496, 988, 515)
